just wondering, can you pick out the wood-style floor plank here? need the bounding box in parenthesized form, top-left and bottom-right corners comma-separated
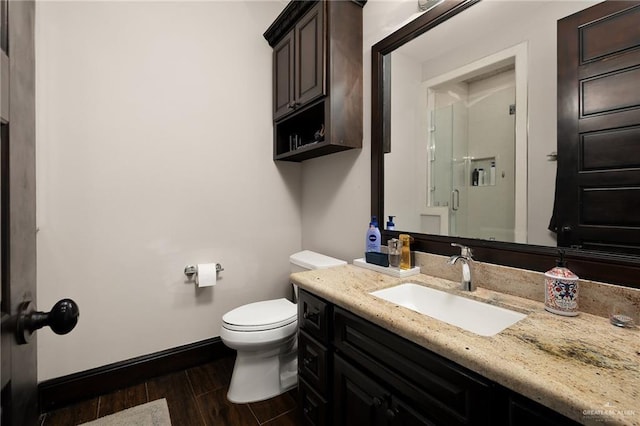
(147, 370, 204, 425)
(42, 397, 98, 425)
(97, 383, 148, 417)
(248, 390, 298, 424)
(41, 354, 304, 425)
(262, 409, 303, 426)
(196, 388, 257, 426)
(186, 356, 234, 396)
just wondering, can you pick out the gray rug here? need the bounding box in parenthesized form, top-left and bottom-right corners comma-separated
(80, 398, 171, 426)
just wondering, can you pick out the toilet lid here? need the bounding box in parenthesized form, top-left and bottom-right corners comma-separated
(222, 298, 297, 331)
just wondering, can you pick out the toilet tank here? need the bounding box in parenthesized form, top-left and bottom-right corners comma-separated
(290, 250, 347, 273)
(289, 251, 346, 302)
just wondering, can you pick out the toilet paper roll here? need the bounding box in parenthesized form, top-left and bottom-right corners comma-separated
(196, 263, 217, 287)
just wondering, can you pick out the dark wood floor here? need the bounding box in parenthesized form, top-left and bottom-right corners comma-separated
(40, 355, 303, 425)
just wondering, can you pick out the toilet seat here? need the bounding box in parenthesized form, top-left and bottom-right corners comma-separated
(223, 298, 297, 332)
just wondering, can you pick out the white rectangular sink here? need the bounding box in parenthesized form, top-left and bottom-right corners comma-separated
(370, 283, 526, 337)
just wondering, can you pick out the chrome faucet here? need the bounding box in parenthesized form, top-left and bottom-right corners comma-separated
(448, 243, 474, 291)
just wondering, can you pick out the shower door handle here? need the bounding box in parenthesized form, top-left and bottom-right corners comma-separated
(451, 189, 460, 211)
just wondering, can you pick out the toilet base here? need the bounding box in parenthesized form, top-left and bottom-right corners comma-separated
(227, 336, 298, 403)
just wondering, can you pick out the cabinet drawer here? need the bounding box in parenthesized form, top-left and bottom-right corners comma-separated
(334, 307, 493, 426)
(298, 331, 330, 395)
(298, 290, 332, 343)
(299, 376, 328, 426)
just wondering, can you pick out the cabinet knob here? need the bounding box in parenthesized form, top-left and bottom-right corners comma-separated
(386, 407, 398, 419)
(303, 404, 314, 416)
(303, 356, 316, 367)
(303, 311, 319, 322)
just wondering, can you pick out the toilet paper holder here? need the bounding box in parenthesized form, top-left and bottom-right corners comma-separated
(184, 263, 224, 280)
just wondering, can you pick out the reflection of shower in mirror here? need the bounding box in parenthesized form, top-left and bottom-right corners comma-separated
(386, 42, 527, 243)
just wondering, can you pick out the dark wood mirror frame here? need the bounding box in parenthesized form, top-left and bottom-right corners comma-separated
(371, 0, 640, 289)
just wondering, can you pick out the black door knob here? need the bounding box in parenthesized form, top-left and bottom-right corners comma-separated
(16, 299, 79, 345)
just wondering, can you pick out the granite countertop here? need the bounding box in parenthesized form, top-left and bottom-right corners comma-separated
(290, 264, 640, 426)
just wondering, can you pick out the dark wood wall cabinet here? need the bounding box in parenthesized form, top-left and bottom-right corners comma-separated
(264, 0, 366, 162)
(297, 289, 580, 426)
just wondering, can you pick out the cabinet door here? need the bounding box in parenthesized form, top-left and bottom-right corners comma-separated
(390, 396, 437, 426)
(295, 1, 324, 107)
(299, 289, 331, 344)
(273, 29, 295, 120)
(299, 377, 328, 426)
(298, 331, 330, 394)
(333, 354, 388, 426)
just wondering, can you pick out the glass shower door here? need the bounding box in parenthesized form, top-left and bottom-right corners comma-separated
(430, 105, 453, 232)
(431, 102, 467, 237)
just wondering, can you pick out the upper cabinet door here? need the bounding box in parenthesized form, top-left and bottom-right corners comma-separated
(295, 2, 325, 107)
(556, 1, 640, 253)
(273, 30, 295, 120)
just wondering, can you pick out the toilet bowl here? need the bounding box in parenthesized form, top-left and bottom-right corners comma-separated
(220, 250, 346, 403)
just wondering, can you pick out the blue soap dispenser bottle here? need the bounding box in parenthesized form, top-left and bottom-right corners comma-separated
(366, 216, 381, 252)
(386, 216, 396, 231)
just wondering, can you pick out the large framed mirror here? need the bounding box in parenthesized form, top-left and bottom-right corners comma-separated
(371, 0, 640, 288)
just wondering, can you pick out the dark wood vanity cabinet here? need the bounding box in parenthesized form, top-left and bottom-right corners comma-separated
(297, 289, 580, 426)
(333, 307, 494, 426)
(264, 0, 365, 162)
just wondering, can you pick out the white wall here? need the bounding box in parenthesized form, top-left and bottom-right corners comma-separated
(35, 1, 300, 381)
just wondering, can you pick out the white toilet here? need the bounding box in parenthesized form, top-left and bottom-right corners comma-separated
(220, 250, 346, 403)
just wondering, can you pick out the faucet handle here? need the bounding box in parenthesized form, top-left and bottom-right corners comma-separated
(451, 243, 473, 259)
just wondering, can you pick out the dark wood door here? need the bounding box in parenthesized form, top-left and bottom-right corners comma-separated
(556, 1, 640, 252)
(273, 29, 295, 120)
(295, 1, 324, 107)
(0, 0, 38, 424)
